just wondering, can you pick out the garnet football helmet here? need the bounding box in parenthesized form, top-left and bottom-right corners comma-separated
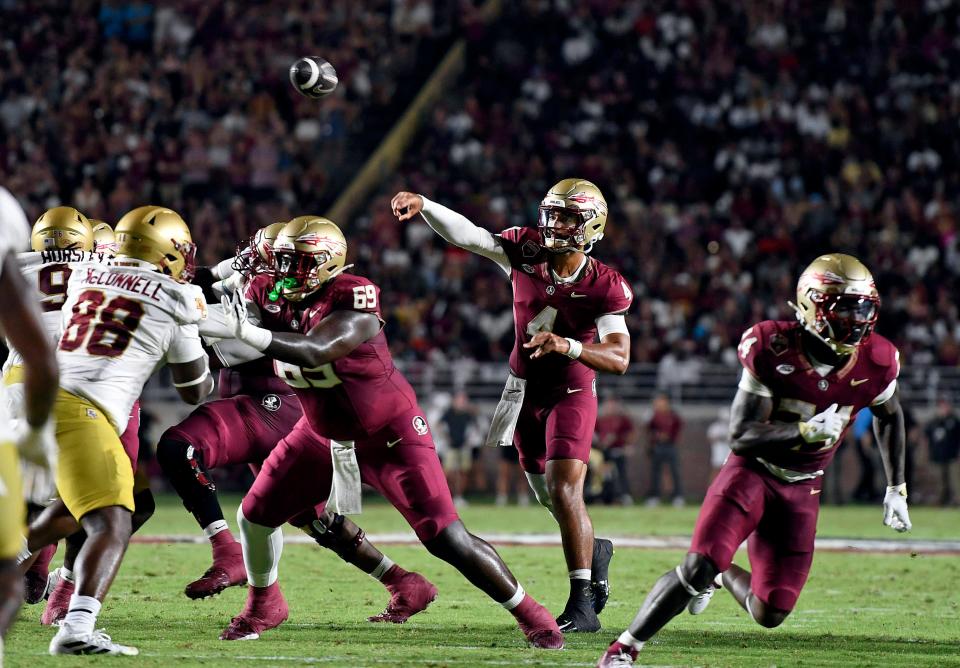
(272, 217, 349, 301)
(792, 254, 880, 354)
(537, 179, 608, 253)
(233, 221, 287, 275)
(31, 207, 93, 251)
(115, 206, 197, 282)
(90, 220, 119, 254)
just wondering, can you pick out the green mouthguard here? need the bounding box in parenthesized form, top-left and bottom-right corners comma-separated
(269, 277, 300, 301)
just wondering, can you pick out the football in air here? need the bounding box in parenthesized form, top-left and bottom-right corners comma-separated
(289, 56, 339, 99)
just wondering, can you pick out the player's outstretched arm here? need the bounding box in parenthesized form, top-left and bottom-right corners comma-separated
(391, 191, 511, 276)
(524, 331, 630, 375)
(0, 250, 58, 430)
(221, 291, 381, 369)
(871, 391, 911, 531)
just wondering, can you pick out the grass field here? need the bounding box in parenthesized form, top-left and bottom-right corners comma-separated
(7, 496, 960, 667)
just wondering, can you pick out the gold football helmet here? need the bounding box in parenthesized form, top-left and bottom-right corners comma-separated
(538, 179, 608, 253)
(272, 217, 348, 301)
(115, 206, 197, 282)
(792, 254, 880, 354)
(31, 206, 93, 251)
(233, 221, 288, 275)
(90, 220, 119, 254)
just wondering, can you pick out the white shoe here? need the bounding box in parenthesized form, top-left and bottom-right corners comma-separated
(671, 496, 684, 508)
(49, 623, 139, 656)
(495, 494, 508, 507)
(44, 567, 64, 600)
(687, 573, 723, 615)
(453, 496, 469, 509)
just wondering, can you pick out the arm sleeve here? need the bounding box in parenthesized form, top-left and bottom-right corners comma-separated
(166, 324, 207, 364)
(596, 313, 629, 339)
(419, 196, 511, 276)
(211, 257, 237, 281)
(210, 338, 265, 367)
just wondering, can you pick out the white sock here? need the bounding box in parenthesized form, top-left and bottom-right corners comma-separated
(203, 519, 230, 539)
(369, 555, 395, 581)
(61, 566, 75, 582)
(237, 507, 282, 587)
(63, 594, 101, 635)
(569, 568, 591, 581)
(617, 629, 645, 652)
(500, 583, 525, 610)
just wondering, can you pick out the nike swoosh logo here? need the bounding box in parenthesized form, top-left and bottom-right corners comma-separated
(810, 488, 822, 495)
(570, 293, 588, 298)
(566, 387, 583, 394)
(386, 438, 401, 448)
(850, 378, 869, 386)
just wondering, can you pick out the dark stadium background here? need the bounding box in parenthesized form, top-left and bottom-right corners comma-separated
(2, 0, 959, 504)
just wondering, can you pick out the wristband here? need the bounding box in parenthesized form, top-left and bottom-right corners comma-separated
(797, 420, 812, 442)
(564, 338, 583, 360)
(240, 324, 273, 352)
(887, 483, 907, 498)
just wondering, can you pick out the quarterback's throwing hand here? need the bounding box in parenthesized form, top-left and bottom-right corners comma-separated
(883, 484, 912, 533)
(524, 332, 569, 359)
(391, 192, 424, 221)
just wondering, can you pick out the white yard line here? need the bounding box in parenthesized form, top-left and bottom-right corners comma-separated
(131, 532, 960, 554)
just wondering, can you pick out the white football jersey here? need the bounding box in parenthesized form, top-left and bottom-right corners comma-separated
(56, 258, 209, 434)
(0, 186, 29, 430)
(2, 249, 110, 375)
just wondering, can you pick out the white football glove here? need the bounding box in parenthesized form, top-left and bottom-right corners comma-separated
(220, 291, 272, 351)
(883, 483, 912, 533)
(14, 419, 56, 468)
(798, 403, 845, 446)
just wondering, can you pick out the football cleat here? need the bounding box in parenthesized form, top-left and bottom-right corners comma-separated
(596, 642, 638, 667)
(368, 567, 438, 623)
(687, 573, 723, 615)
(512, 595, 564, 649)
(49, 623, 138, 656)
(24, 543, 58, 604)
(220, 584, 289, 641)
(41, 568, 75, 626)
(556, 599, 601, 633)
(591, 538, 614, 614)
(185, 541, 247, 599)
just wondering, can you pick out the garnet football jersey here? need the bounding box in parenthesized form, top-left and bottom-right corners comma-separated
(737, 320, 899, 474)
(56, 259, 208, 433)
(245, 272, 418, 441)
(496, 226, 632, 390)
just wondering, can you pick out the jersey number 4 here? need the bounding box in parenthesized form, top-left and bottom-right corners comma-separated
(526, 306, 558, 337)
(59, 289, 145, 358)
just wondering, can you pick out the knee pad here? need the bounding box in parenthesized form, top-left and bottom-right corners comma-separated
(524, 472, 553, 513)
(157, 438, 215, 493)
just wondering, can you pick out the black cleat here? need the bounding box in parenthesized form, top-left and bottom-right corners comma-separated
(556, 603, 601, 633)
(591, 538, 614, 614)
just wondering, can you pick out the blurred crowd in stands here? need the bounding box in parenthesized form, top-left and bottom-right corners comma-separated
(4, 0, 960, 372)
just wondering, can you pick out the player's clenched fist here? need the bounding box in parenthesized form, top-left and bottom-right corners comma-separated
(882, 483, 912, 532)
(391, 192, 424, 221)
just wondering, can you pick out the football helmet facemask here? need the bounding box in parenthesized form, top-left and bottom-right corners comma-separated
(272, 217, 349, 302)
(538, 178, 607, 254)
(115, 206, 197, 282)
(31, 206, 94, 251)
(90, 220, 118, 254)
(233, 221, 287, 275)
(791, 253, 880, 355)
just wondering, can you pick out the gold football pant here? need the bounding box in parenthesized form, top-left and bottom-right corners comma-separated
(54, 389, 134, 520)
(0, 439, 25, 559)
